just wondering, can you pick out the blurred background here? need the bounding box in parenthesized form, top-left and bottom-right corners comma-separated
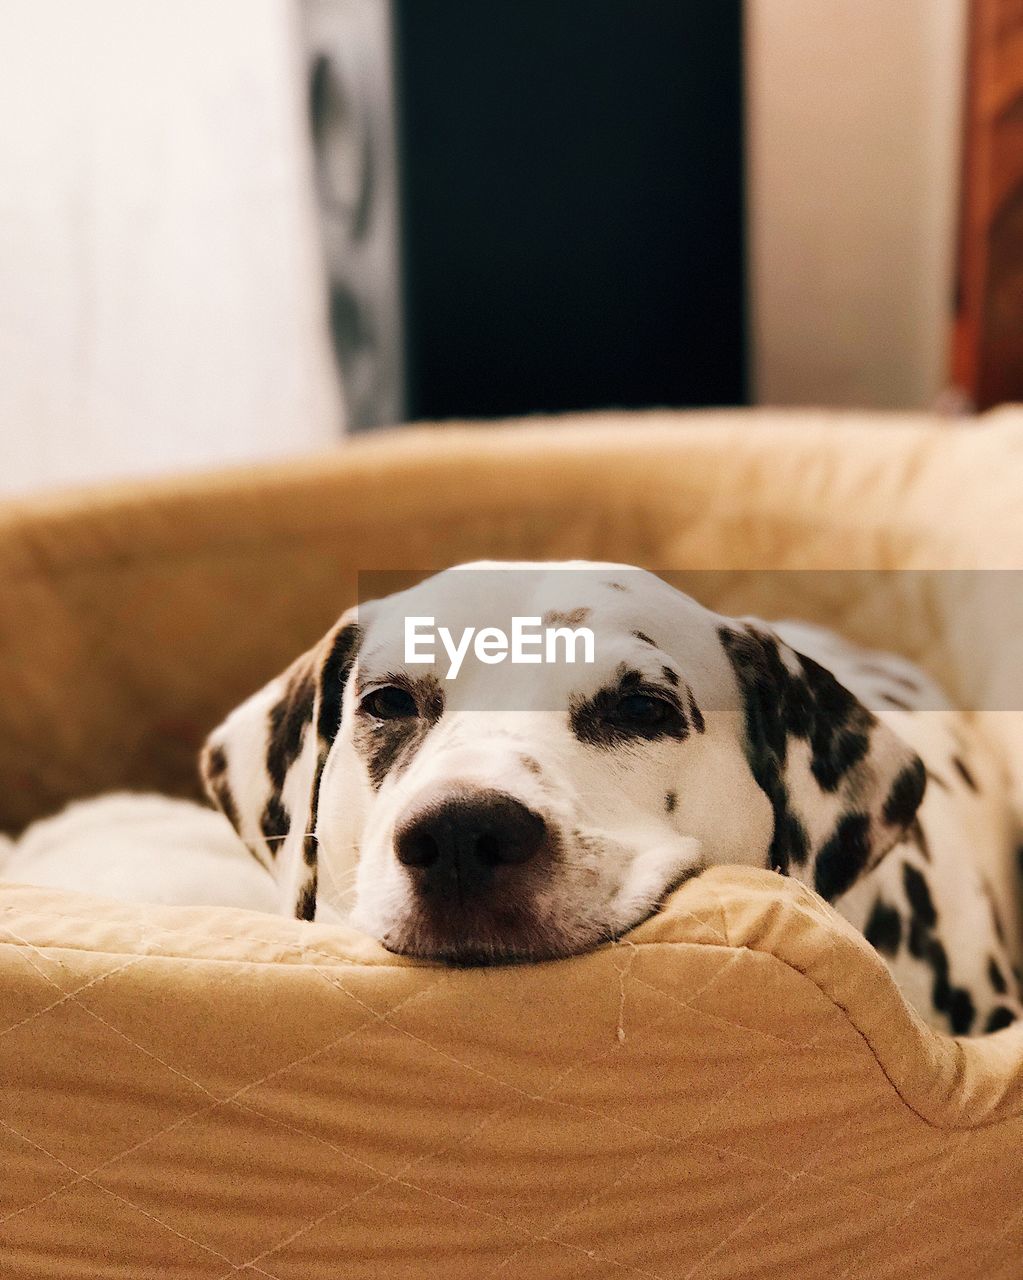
(0, 0, 1020, 496)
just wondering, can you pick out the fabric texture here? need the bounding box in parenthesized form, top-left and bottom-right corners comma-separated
(2, 406, 1023, 1278)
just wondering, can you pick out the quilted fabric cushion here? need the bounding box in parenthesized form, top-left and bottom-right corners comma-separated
(1, 406, 1023, 1278)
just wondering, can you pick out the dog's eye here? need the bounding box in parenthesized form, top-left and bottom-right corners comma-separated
(614, 693, 676, 727)
(361, 686, 418, 720)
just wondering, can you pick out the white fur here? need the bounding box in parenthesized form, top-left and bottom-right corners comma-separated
(2, 793, 277, 912)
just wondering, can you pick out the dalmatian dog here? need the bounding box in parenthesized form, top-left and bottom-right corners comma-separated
(196, 561, 1021, 1037)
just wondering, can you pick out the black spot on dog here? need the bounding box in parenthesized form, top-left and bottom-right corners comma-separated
(520, 754, 543, 777)
(661, 666, 679, 686)
(295, 875, 317, 921)
(203, 745, 242, 833)
(266, 665, 316, 791)
(814, 813, 871, 900)
(946, 986, 976, 1036)
(718, 626, 789, 755)
(301, 775, 324, 877)
(902, 861, 937, 929)
(864, 897, 902, 956)
(354, 676, 444, 791)
(952, 755, 979, 792)
(606, 581, 630, 592)
(357, 717, 433, 790)
(903, 890, 977, 1035)
(279, 619, 362, 918)
(209, 775, 240, 835)
(302, 763, 329, 871)
(718, 627, 816, 873)
(316, 623, 363, 747)
(255, 661, 320, 862)
(922, 933, 948, 996)
(988, 956, 1009, 996)
(260, 794, 290, 848)
(795, 653, 872, 792)
(985, 1005, 1018, 1033)
(544, 607, 591, 627)
(907, 818, 931, 862)
(919, 934, 975, 1034)
(570, 669, 689, 749)
(633, 631, 656, 646)
(685, 686, 705, 733)
(883, 760, 927, 828)
(991, 897, 1008, 948)
(204, 743, 229, 780)
(664, 790, 677, 814)
(776, 810, 809, 869)
(881, 692, 912, 711)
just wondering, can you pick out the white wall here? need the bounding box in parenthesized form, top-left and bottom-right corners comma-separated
(0, 0, 344, 498)
(746, 0, 967, 409)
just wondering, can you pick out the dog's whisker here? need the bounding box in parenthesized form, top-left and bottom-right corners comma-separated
(320, 870, 361, 890)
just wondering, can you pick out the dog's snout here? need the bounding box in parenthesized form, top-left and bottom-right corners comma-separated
(394, 787, 548, 890)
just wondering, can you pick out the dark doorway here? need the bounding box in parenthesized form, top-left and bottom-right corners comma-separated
(393, 1, 747, 419)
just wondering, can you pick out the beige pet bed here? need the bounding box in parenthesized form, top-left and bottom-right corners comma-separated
(2, 408, 1023, 1279)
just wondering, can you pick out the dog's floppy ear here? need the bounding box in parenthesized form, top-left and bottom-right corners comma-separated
(201, 610, 362, 920)
(719, 621, 926, 902)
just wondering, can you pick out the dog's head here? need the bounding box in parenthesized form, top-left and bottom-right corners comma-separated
(202, 563, 925, 962)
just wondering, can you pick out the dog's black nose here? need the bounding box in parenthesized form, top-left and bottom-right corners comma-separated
(394, 787, 548, 893)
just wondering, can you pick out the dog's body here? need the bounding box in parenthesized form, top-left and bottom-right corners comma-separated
(6, 563, 1021, 1035)
(772, 622, 1021, 1035)
(1, 793, 277, 913)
